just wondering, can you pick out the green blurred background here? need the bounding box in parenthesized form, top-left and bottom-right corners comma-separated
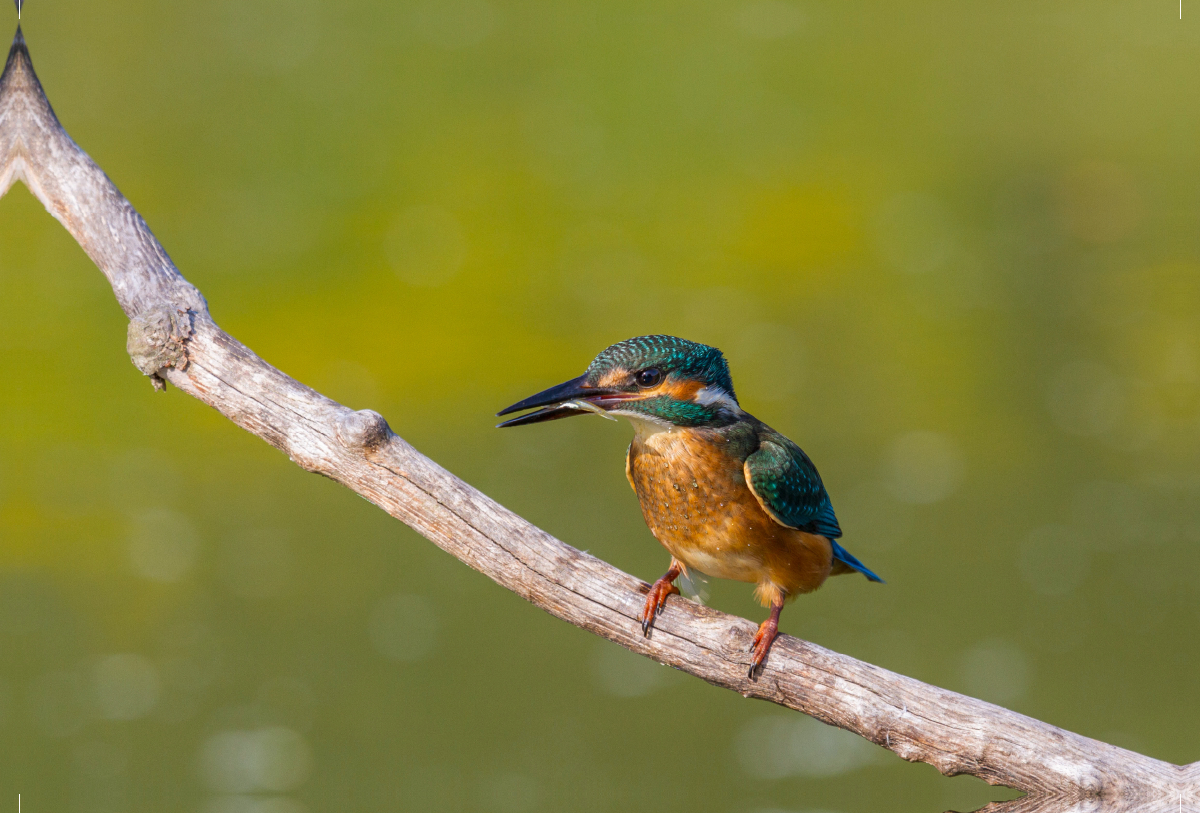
(0, 1, 1197, 811)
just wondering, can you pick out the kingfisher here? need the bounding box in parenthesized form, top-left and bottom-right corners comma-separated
(497, 335, 882, 676)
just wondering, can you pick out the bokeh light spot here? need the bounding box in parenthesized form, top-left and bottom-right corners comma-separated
(200, 726, 312, 794)
(735, 714, 877, 778)
(589, 640, 673, 698)
(93, 654, 161, 721)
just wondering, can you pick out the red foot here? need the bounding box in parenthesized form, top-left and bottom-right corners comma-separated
(749, 600, 785, 678)
(639, 562, 682, 636)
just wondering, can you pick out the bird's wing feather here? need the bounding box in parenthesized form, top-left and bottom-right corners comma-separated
(744, 436, 840, 538)
(744, 433, 884, 583)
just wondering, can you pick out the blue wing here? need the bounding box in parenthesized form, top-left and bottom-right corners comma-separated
(744, 434, 883, 583)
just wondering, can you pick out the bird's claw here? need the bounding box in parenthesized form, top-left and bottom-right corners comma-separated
(638, 576, 680, 637)
(747, 615, 780, 680)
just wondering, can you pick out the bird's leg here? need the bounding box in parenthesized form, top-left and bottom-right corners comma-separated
(639, 560, 682, 636)
(749, 595, 786, 678)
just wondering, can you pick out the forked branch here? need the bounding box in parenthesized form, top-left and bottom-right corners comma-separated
(0, 25, 1195, 811)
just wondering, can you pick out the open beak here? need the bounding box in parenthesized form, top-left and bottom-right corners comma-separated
(496, 374, 633, 427)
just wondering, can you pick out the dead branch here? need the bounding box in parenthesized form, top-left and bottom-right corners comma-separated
(1, 24, 1196, 810)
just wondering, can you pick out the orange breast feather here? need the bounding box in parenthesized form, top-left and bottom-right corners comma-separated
(626, 426, 832, 605)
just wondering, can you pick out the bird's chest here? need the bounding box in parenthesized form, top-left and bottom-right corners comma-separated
(627, 426, 770, 580)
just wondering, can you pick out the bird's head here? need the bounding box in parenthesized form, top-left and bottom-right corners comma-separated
(497, 335, 740, 429)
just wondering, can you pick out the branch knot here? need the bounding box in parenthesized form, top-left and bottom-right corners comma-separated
(126, 306, 194, 390)
(336, 409, 394, 453)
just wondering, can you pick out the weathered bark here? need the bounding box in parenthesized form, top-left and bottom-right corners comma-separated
(980, 793, 1197, 813)
(0, 24, 1196, 811)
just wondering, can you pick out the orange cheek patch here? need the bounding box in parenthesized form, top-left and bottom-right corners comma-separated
(595, 367, 630, 389)
(621, 377, 704, 402)
(661, 378, 705, 401)
(597, 373, 703, 401)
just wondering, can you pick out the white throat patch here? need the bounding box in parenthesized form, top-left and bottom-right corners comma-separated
(693, 385, 739, 414)
(613, 409, 674, 438)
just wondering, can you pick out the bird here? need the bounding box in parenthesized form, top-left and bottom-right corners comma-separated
(496, 335, 882, 677)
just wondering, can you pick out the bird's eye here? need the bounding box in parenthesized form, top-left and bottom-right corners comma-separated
(635, 368, 662, 388)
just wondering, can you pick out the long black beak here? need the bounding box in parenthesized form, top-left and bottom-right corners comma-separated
(496, 374, 625, 427)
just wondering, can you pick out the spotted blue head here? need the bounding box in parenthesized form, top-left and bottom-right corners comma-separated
(497, 335, 741, 429)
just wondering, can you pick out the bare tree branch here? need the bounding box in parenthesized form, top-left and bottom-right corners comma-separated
(1, 26, 1196, 809)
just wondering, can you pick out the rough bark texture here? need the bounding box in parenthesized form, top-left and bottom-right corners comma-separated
(1, 25, 1197, 811)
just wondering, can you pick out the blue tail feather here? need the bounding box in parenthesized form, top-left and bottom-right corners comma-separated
(830, 540, 884, 583)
